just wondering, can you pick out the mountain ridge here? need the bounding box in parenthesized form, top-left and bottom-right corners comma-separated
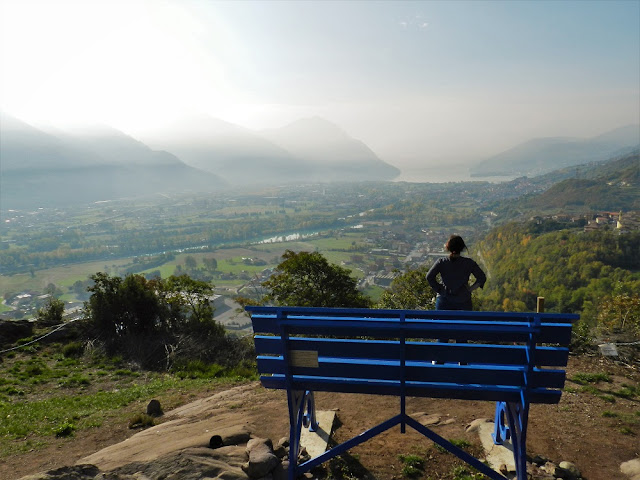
(470, 124, 640, 177)
(138, 114, 400, 184)
(0, 112, 227, 209)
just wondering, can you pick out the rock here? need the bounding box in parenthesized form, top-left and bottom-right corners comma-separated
(146, 399, 163, 417)
(466, 418, 491, 433)
(545, 460, 580, 480)
(273, 443, 288, 459)
(540, 461, 557, 475)
(112, 446, 247, 480)
(274, 438, 289, 459)
(272, 460, 288, 480)
(209, 435, 224, 449)
(621, 458, 640, 480)
(530, 454, 551, 466)
(247, 437, 274, 454)
(415, 413, 441, 426)
(18, 464, 100, 480)
(558, 461, 581, 478)
(222, 425, 252, 446)
(245, 437, 280, 478)
(298, 446, 310, 463)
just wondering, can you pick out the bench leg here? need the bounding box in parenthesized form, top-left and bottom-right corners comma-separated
(492, 401, 510, 443)
(287, 389, 317, 480)
(492, 401, 529, 480)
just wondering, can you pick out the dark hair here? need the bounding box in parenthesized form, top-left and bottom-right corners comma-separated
(445, 235, 466, 257)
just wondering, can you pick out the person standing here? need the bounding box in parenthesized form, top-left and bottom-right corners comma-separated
(426, 234, 486, 311)
(426, 235, 486, 358)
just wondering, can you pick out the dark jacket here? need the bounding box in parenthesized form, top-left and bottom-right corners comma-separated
(426, 256, 486, 301)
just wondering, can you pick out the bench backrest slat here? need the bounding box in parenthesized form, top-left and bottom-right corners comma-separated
(248, 305, 575, 323)
(254, 336, 570, 366)
(257, 356, 566, 389)
(251, 315, 573, 345)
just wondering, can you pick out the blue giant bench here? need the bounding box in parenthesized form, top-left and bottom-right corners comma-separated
(246, 306, 577, 480)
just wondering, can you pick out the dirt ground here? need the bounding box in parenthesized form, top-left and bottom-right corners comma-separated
(2, 354, 638, 480)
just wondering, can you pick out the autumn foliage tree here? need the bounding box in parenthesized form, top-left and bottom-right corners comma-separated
(598, 293, 640, 336)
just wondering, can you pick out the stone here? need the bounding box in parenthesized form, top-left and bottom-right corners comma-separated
(416, 414, 441, 426)
(146, 399, 163, 417)
(112, 447, 247, 480)
(18, 464, 100, 480)
(558, 461, 581, 478)
(598, 343, 619, 357)
(271, 460, 288, 480)
(273, 443, 288, 459)
(466, 418, 491, 433)
(245, 437, 280, 478)
(621, 458, 640, 480)
(247, 437, 274, 454)
(531, 454, 551, 466)
(551, 460, 581, 480)
(221, 426, 251, 446)
(209, 435, 224, 449)
(540, 461, 557, 475)
(298, 446, 310, 462)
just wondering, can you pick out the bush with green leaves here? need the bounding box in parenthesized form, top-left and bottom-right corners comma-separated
(81, 272, 246, 370)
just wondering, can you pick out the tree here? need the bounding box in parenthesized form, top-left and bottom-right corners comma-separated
(185, 256, 197, 270)
(85, 272, 219, 337)
(37, 298, 65, 326)
(162, 274, 221, 336)
(203, 257, 218, 271)
(82, 272, 235, 369)
(86, 272, 164, 336)
(262, 250, 371, 308)
(598, 293, 640, 335)
(378, 266, 436, 310)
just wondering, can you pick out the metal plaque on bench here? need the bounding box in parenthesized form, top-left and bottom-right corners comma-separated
(289, 350, 319, 368)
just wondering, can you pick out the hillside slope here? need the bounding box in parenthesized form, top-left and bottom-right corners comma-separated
(139, 114, 400, 185)
(0, 113, 226, 209)
(470, 125, 639, 177)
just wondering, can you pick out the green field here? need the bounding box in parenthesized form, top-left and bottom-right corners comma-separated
(0, 258, 132, 297)
(0, 303, 13, 313)
(0, 238, 375, 309)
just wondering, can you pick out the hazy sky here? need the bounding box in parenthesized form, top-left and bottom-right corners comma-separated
(1, 0, 639, 169)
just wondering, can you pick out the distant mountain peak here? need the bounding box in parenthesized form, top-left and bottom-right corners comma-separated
(263, 116, 350, 141)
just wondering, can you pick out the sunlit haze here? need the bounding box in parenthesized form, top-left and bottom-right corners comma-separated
(1, 0, 639, 170)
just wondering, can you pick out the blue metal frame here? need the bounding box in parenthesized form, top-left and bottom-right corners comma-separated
(287, 405, 511, 480)
(248, 306, 576, 480)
